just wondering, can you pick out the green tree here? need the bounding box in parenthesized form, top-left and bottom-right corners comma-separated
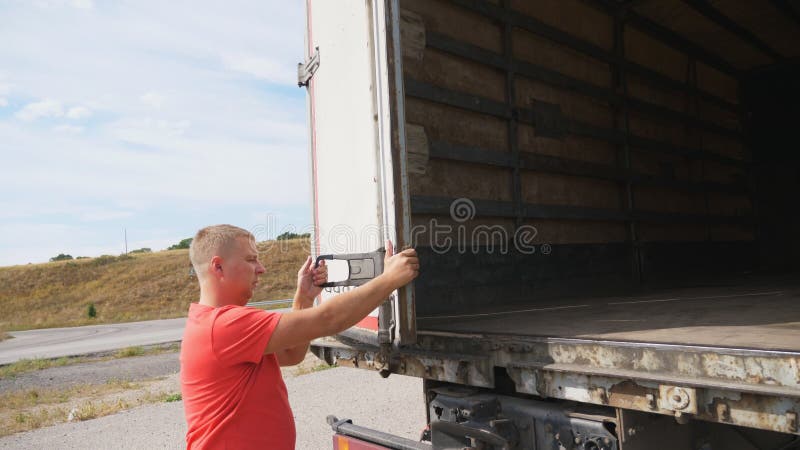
(129, 248, 152, 254)
(50, 254, 73, 262)
(276, 232, 311, 241)
(86, 303, 97, 319)
(168, 238, 192, 250)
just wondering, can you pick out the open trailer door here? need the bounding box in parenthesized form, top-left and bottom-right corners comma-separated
(301, 0, 415, 347)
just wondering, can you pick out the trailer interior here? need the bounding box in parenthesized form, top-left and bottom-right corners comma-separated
(310, 0, 800, 446)
(399, 0, 800, 353)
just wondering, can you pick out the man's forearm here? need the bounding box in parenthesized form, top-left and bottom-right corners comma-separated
(280, 290, 314, 365)
(316, 274, 396, 336)
(264, 247, 416, 357)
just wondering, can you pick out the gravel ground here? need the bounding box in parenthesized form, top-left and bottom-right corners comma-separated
(0, 358, 424, 449)
(291, 367, 425, 449)
(0, 351, 181, 393)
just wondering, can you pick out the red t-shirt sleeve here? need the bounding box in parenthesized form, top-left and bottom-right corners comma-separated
(211, 306, 282, 365)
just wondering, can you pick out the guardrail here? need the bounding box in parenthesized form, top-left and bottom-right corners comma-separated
(246, 299, 293, 308)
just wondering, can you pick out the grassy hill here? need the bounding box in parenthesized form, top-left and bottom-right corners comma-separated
(0, 238, 310, 333)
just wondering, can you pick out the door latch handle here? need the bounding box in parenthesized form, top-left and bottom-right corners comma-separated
(314, 248, 385, 288)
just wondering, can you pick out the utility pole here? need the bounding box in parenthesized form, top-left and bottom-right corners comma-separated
(124, 228, 128, 255)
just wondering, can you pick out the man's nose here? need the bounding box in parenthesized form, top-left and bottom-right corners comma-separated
(256, 263, 266, 274)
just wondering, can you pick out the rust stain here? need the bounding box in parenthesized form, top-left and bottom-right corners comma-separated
(705, 395, 798, 434)
(608, 380, 656, 411)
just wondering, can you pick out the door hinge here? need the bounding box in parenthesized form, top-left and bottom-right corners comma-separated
(297, 47, 320, 88)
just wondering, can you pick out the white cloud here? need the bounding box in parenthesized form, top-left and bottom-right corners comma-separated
(53, 124, 84, 134)
(80, 210, 133, 221)
(0, 222, 125, 266)
(31, 0, 93, 9)
(2, 119, 307, 207)
(15, 98, 63, 121)
(110, 117, 191, 145)
(0, 1, 309, 266)
(66, 105, 91, 119)
(70, 0, 93, 9)
(0, 81, 12, 108)
(140, 92, 164, 109)
(222, 53, 294, 85)
(16, 101, 91, 121)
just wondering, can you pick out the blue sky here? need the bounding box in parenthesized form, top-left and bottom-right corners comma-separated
(0, 0, 311, 266)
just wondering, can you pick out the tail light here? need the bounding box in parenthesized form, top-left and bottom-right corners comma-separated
(332, 433, 392, 450)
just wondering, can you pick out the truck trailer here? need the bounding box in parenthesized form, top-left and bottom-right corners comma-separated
(299, 0, 800, 448)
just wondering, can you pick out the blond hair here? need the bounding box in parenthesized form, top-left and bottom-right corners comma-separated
(189, 224, 254, 277)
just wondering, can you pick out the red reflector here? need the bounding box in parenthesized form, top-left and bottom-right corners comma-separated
(332, 434, 392, 450)
(355, 315, 379, 330)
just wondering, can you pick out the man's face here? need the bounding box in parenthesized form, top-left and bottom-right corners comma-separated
(221, 236, 265, 305)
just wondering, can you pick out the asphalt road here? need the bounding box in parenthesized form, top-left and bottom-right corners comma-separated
(0, 318, 187, 365)
(0, 307, 290, 365)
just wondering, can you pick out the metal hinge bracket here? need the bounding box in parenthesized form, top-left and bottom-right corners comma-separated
(297, 47, 320, 87)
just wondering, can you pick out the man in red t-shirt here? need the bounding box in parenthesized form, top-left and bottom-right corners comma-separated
(180, 224, 419, 449)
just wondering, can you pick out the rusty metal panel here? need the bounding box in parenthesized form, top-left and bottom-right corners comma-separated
(312, 338, 494, 388)
(313, 331, 800, 436)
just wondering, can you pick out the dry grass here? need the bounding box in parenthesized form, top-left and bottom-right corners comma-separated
(0, 238, 309, 332)
(0, 375, 182, 437)
(293, 362, 334, 376)
(1, 380, 137, 436)
(113, 346, 145, 358)
(0, 350, 324, 436)
(0, 344, 181, 380)
(284, 352, 334, 377)
(0, 356, 94, 380)
(2, 380, 137, 411)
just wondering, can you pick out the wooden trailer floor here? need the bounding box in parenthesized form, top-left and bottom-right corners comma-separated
(416, 276, 800, 352)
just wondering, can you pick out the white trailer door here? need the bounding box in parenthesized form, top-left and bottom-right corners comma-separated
(303, 0, 415, 345)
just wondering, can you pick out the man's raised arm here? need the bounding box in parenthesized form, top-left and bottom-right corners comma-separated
(264, 241, 419, 355)
(275, 256, 327, 366)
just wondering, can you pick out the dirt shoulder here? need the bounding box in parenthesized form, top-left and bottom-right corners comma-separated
(0, 366, 425, 450)
(0, 351, 180, 394)
(0, 348, 329, 437)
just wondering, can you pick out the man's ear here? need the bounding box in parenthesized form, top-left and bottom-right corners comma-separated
(209, 255, 223, 277)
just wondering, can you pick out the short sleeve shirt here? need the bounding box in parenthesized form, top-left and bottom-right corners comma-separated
(180, 303, 294, 449)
